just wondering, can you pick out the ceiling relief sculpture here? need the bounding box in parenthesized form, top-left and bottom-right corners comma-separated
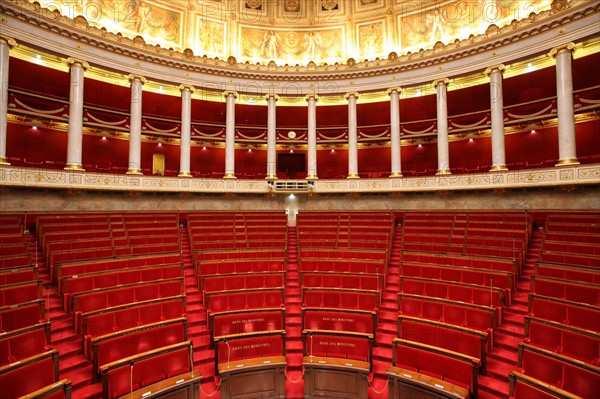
(29, 0, 552, 65)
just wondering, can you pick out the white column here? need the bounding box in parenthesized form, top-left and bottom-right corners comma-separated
(345, 92, 360, 179)
(0, 36, 16, 166)
(305, 95, 318, 180)
(127, 74, 146, 175)
(485, 65, 508, 172)
(265, 93, 278, 180)
(387, 87, 402, 177)
(550, 43, 579, 166)
(223, 90, 238, 178)
(178, 84, 194, 177)
(434, 78, 451, 175)
(65, 58, 90, 171)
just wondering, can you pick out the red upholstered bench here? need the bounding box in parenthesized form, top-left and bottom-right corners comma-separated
(215, 331, 285, 369)
(303, 330, 372, 364)
(528, 294, 600, 333)
(509, 371, 579, 399)
(0, 266, 38, 286)
(101, 341, 193, 399)
(398, 315, 488, 368)
(0, 322, 51, 366)
(0, 300, 45, 332)
(530, 276, 600, 306)
(0, 280, 42, 307)
(392, 338, 478, 397)
(82, 296, 186, 357)
(303, 289, 378, 312)
(212, 309, 285, 345)
(535, 263, 600, 284)
(0, 254, 31, 270)
(72, 277, 183, 331)
(303, 309, 375, 335)
(0, 350, 60, 399)
(91, 317, 188, 382)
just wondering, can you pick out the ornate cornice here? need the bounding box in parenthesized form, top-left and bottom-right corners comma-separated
(0, 0, 598, 94)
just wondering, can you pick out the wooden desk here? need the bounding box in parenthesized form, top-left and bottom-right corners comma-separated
(303, 356, 369, 399)
(386, 366, 469, 399)
(217, 356, 286, 399)
(117, 371, 201, 399)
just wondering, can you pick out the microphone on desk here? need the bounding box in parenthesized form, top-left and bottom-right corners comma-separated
(489, 276, 494, 309)
(223, 339, 231, 370)
(130, 360, 134, 399)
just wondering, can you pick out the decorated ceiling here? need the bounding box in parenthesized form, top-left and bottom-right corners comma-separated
(31, 0, 552, 65)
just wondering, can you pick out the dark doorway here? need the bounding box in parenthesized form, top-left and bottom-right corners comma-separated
(278, 153, 306, 178)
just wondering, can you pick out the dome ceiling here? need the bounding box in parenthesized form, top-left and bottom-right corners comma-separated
(31, 0, 552, 65)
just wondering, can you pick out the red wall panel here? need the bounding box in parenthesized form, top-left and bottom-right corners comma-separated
(8, 58, 70, 100)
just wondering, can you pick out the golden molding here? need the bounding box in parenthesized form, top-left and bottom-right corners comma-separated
(2, 0, 598, 81)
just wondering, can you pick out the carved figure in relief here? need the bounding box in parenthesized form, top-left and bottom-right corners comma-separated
(304, 32, 322, 62)
(260, 30, 281, 60)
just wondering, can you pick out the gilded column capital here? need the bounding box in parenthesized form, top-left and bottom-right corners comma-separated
(66, 57, 90, 70)
(344, 92, 360, 100)
(127, 74, 147, 84)
(433, 78, 449, 88)
(264, 93, 279, 101)
(386, 87, 402, 96)
(223, 90, 239, 99)
(484, 64, 505, 76)
(548, 42, 575, 58)
(0, 36, 17, 48)
(305, 94, 319, 102)
(178, 84, 196, 93)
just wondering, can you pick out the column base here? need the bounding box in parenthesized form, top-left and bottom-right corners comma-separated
(489, 165, 508, 172)
(265, 175, 278, 180)
(126, 169, 143, 175)
(436, 169, 452, 176)
(178, 171, 193, 177)
(223, 173, 237, 179)
(306, 174, 319, 180)
(64, 163, 85, 171)
(0, 157, 11, 166)
(389, 172, 403, 178)
(347, 174, 360, 179)
(556, 158, 580, 167)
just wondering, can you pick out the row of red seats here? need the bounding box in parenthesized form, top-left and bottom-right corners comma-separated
(0, 266, 38, 286)
(544, 231, 600, 244)
(212, 309, 284, 343)
(517, 343, 599, 399)
(46, 235, 179, 257)
(0, 254, 31, 270)
(196, 259, 284, 283)
(524, 316, 599, 365)
(402, 251, 517, 279)
(195, 248, 286, 263)
(546, 213, 600, 225)
(300, 239, 390, 251)
(0, 300, 45, 333)
(300, 248, 387, 262)
(102, 341, 193, 399)
(303, 309, 375, 335)
(202, 272, 284, 302)
(39, 221, 178, 237)
(36, 213, 177, 227)
(62, 263, 183, 311)
(92, 317, 188, 382)
(73, 278, 184, 332)
(303, 289, 378, 312)
(539, 251, 600, 268)
(0, 322, 51, 366)
(304, 331, 372, 363)
(402, 211, 530, 223)
(0, 234, 26, 246)
(545, 223, 600, 234)
(402, 242, 521, 263)
(0, 225, 24, 235)
(509, 371, 575, 399)
(207, 289, 284, 317)
(530, 276, 599, 306)
(542, 240, 600, 256)
(40, 229, 112, 250)
(0, 243, 28, 258)
(402, 226, 528, 242)
(192, 239, 285, 252)
(399, 294, 495, 339)
(55, 252, 182, 291)
(299, 258, 384, 275)
(528, 294, 600, 333)
(401, 262, 513, 305)
(301, 272, 381, 292)
(392, 338, 478, 397)
(0, 280, 42, 307)
(0, 350, 63, 399)
(82, 296, 186, 358)
(215, 331, 285, 367)
(535, 262, 600, 284)
(398, 316, 488, 368)
(400, 276, 505, 310)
